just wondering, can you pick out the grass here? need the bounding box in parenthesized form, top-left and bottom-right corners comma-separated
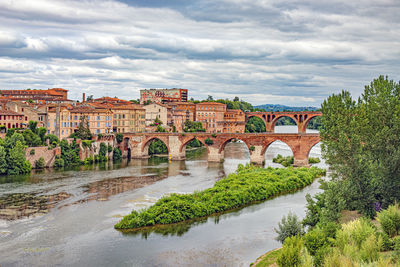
(251, 248, 281, 267)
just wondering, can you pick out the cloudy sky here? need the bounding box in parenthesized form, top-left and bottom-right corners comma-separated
(0, 0, 399, 106)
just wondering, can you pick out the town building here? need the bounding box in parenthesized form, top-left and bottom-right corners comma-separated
(140, 88, 188, 104)
(167, 102, 195, 132)
(143, 103, 170, 127)
(5, 101, 48, 128)
(0, 109, 28, 129)
(0, 88, 71, 104)
(222, 109, 246, 133)
(195, 102, 227, 133)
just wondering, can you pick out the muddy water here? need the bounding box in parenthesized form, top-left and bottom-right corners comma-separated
(0, 126, 326, 266)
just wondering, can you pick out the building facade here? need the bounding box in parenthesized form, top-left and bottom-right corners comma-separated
(140, 88, 188, 104)
(167, 102, 195, 132)
(195, 102, 227, 133)
(0, 88, 70, 103)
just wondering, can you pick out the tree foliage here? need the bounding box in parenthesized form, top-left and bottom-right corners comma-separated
(319, 76, 400, 217)
(245, 117, 266, 132)
(183, 120, 205, 132)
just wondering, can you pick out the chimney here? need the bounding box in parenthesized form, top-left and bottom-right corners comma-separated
(83, 93, 86, 103)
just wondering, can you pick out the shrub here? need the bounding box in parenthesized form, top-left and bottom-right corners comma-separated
(115, 165, 325, 229)
(393, 236, 400, 260)
(377, 203, 400, 237)
(30, 149, 35, 155)
(303, 227, 328, 256)
(107, 144, 113, 153)
(308, 157, 321, 164)
(115, 133, 123, 144)
(84, 156, 94, 165)
(81, 140, 93, 148)
(113, 147, 122, 161)
(97, 133, 103, 139)
(249, 145, 255, 151)
(275, 212, 305, 243)
(211, 133, 217, 138)
(336, 218, 376, 250)
(276, 235, 304, 267)
(204, 137, 213, 145)
(34, 157, 45, 169)
(54, 155, 64, 168)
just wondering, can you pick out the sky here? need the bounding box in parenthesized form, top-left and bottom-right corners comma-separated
(0, 0, 399, 106)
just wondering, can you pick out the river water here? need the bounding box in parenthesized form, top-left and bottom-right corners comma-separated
(0, 126, 326, 267)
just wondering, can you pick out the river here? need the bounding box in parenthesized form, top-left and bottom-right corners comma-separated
(0, 126, 326, 266)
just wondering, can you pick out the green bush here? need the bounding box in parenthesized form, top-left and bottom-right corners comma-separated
(273, 154, 293, 167)
(115, 133, 123, 144)
(377, 203, 400, 237)
(392, 236, 400, 260)
(81, 140, 93, 148)
(308, 157, 321, 164)
(249, 145, 255, 151)
(275, 212, 304, 243)
(107, 144, 113, 153)
(115, 165, 325, 229)
(54, 156, 64, 168)
(84, 156, 94, 165)
(303, 227, 328, 256)
(30, 149, 35, 155)
(34, 157, 45, 169)
(205, 138, 213, 145)
(113, 147, 122, 161)
(211, 133, 217, 138)
(276, 235, 304, 267)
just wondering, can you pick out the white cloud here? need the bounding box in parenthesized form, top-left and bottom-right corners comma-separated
(0, 0, 398, 106)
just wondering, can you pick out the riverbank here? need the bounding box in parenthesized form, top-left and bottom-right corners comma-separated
(115, 164, 326, 230)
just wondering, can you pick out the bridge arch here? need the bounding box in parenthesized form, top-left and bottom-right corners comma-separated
(179, 137, 209, 153)
(271, 115, 299, 133)
(218, 138, 251, 154)
(302, 114, 322, 133)
(141, 137, 170, 156)
(307, 140, 323, 159)
(245, 116, 266, 132)
(261, 139, 295, 160)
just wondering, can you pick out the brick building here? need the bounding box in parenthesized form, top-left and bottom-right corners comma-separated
(195, 102, 227, 133)
(222, 109, 246, 133)
(167, 102, 195, 132)
(0, 88, 70, 104)
(140, 88, 188, 104)
(0, 109, 28, 129)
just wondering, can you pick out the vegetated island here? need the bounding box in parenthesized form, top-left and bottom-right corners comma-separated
(114, 164, 326, 230)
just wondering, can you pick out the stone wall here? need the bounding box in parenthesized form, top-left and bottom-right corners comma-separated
(25, 146, 61, 168)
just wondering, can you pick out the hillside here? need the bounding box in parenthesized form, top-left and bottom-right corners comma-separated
(254, 104, 319, 112)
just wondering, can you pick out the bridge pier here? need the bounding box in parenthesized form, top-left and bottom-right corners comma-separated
(168, 136, 185, 160)
(208, 147, 224, 162)
(250, 145, 265, 165)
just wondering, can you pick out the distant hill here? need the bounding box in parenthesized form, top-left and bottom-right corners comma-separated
(254, 104, 319, 112)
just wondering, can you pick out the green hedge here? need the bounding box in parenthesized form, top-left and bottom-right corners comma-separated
(115, 165, 326, 229)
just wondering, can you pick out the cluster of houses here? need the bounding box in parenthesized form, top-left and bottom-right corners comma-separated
(0, 87, 246, 139)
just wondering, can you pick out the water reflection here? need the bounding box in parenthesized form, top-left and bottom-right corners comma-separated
(0, 192, 71, 220)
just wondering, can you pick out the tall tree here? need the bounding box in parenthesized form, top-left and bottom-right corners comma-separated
(320, 76, 400, 216)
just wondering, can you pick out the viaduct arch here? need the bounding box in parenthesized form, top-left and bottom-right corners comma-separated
(246, 111, 322, 133)
(122, 132, 321, 167)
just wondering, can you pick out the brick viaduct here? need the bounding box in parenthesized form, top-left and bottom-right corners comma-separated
(245, 111, 322, 133)
(120, 112, 322, 166)
(121, 132, 320, 167)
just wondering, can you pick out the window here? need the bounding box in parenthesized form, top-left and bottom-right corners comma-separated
(97, 116, 100, 120)
(97, 122, 100, 127)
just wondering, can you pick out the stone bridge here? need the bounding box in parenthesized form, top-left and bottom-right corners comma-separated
(245, 111, 322, 133)
(122, 132, 321, 166)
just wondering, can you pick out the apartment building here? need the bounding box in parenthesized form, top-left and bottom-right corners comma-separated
(47, 105, 113, 139)
(5, 101, 47, 128)
(167, 102, 195, 132)
(140, 88, 188, 104)
(0, 109, 28, 129)
(143, 103, 170, 126)
(222, 109, 246, 133)
(112, 105, 146, 133)
(195, 102, 227, 133)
